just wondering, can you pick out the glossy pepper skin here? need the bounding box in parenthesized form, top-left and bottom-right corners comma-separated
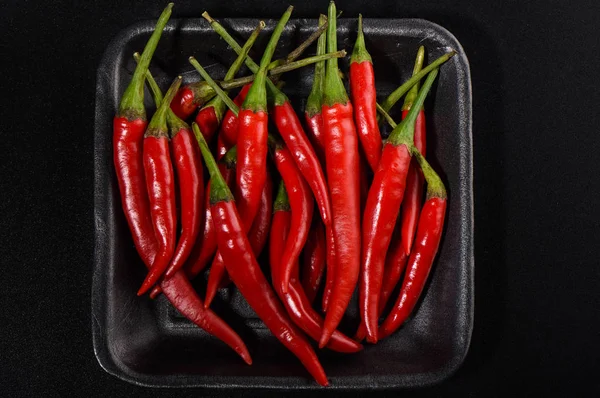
(113, 4, 172, 267)
(378, 150, 446, 339)
(349, 14, 382, 172)
(193, 123, 328, 386)
(204, 166, 273, 308)
(194, 22, 263, 143)
(170, 82, 216, 120)
(137, 77, 182, 296)
(319, 1, 361, 349)
(301, 220, 326, 304)
(268, 136, 314, 294)
(398, 46, 426, 256)
(270, 182, 362, 354)
(219, 84, 251, 148)
(359, 69, 438, 342)
(303, 16, 327, 165)
(235, 8, 292, 231)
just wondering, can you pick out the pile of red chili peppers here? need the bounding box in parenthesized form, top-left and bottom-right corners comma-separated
(112, 2, 456, 385)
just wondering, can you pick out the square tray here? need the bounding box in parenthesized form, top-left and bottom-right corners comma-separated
(93, 16, 473, 389)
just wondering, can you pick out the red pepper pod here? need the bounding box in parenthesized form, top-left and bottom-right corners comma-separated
(268, 136, 314, 294)
(378, 196, 446, 340)
(270, 183, 362, 354)
(349, 15, 382, 172)
(301, 220, 326, 304)
(163, 125, 204, 278)
(194, 105, 221, 142)
(138, 77, 182, 296)
(319, 2, 361, 348)
(360, 144, 411, 342)
(113, 117, 157, 266)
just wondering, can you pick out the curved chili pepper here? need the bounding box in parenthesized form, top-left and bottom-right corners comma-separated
(268, 135, 314, 293)
(378, 150, 447, 340)
(304, 14, 327, 165)
(359, 69, 438, 342)
(270, 182, 362, 353)
(399, 46, 426, 256)
(137, 77, 182, 296)
(193, 123, 328, 386)
(319, 2, 361, 348)
(133, 53, 206, 281)
(195, 22, 264, 143)
(301, 219, 326, 304)
(113, 3, 172, 268)
(349, 14, 382, 172)
(204, 164, 273, 308)
(321, 226, 336, 312)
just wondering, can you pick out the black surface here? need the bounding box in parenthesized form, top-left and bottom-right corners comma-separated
(1, 0, 599, 397)
(93, 17, 472, 389)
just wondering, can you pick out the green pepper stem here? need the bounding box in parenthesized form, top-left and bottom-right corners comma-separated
(224, 21, 265, 81)
(282, 17, 328, 65)
(402, 46, 425, 111)
(376, 103, 397, 128)
(323, 1, 349, 106)
(192, 123, 234, 203)
(201, 20, 264, 122)
(119, 3, 173, 119)
(350, 14, 372, 64)
(220, 50, 345, 90)
(133, 52, 188, 134)
(146, 76, 182, 136)
(243, 6, 293, 112)
(387, 68, 438, 146)
(306, 14, 328, 118)
(202, 10, 293, 107)
(380, 50, 455, 113)
(412, 150, 447, 199)
(189, 57, 240, 116)
(274, 180, 291, 212)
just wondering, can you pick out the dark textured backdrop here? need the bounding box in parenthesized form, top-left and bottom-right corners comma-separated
(1, 0, 599, 396)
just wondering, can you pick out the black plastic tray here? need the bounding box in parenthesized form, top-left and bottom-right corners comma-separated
(93, 16, 473, 389)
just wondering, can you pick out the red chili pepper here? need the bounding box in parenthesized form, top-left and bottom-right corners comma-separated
(399, 46, 426, 256)
(204, 160, 273, 308)
(170, 81, 217, 120)
(378, 150, 447, 340)
(270, 182, 362, 354)
(133, 53, 206, 282)
(319, 2, 361, 348)
(349, 14, 382, 172)
(301, 219, 326, 304)
(321, 226, 336, 312)
(137, 76, 182, 296)
(268, 135, 314, 293)
(113, 3, 172, 268)
(304, 14, 327, 166)
(359, 69, 438, 342)
(218, 84, 251, 149)
(194, 22, 264, 143)
(193, 123, 328, 386)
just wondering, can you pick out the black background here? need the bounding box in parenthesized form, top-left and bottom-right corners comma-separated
(2, 0, 599, 396)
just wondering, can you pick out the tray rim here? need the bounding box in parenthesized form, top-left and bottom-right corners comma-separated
(92, 16, 474, 390)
